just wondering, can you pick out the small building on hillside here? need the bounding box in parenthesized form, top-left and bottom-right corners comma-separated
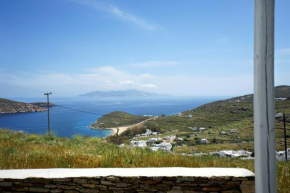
(177, 112, 182, 117)
(198, 127, 206, 131)
(275, 98, 287, 101)
(276, 148, 290, 161)
(275, 113, 283, 119)
(220, 131, 228, 135)
(152, 132, 159, 135)
(188, 115, 193, 119)
(199, 139, 208, 144)
(163, 135, 176, 141)
(131, 140, 147, 148)
(149, 147, 159, 151)
(155, 142, 172, 151)
(229, 129, 238, 133)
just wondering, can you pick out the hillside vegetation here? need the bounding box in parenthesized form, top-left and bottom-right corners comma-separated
(102, 86, 290, 152)
(90, 111, 149, 129)
(0, 129, 289, 192)
(0, 98, 46, 114)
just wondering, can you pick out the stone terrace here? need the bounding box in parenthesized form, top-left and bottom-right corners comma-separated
(0, 168, 255, 193)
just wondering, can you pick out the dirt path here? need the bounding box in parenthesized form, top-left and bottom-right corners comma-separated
(109, 116, 158, 136)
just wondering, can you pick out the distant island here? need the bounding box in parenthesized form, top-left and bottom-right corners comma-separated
(79, 89, 168, 97)
(0, 98, 52, 114)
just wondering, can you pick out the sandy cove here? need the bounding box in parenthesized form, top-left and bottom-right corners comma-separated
(89, 116, 158, 136)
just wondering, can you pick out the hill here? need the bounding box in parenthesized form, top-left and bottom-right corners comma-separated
(79, 89, 168, 97)
(100, 86, 290, 152)
(0, 98, 47, 114)
(89, 111, 149, 129)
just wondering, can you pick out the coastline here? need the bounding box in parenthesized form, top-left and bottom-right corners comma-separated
(88, 125, 131, 136)
(88, 116, 158, 136)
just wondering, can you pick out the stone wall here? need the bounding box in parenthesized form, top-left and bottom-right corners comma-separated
(0, 176, 255, 193)
(0, 168, 255, 193)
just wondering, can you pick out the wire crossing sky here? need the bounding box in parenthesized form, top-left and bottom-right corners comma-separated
(0, 0, 289, 97)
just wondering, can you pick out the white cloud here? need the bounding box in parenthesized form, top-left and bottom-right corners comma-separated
(70, 0, 162, 31)
(130, 61, 178, 68)
(120, 80, 134, 85)
(109, 7, 160, 31)
(140, 83, 157, 89)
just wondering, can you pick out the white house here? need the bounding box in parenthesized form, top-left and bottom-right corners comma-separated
(275, 98, 287, 101)
(276, 148, 290, 161)
(177, 112, 182, 117)
(149, 147, 159, 151)
(229, 129, 238, 133)
(144, 129, 152, 135)
(199, 127, 206, 131)
(188, 115, 193, 119)
(163, 135, 176, 141)
(275, 113, 283, 119)
(130, 140, 147, 148)
(177, 138, 184, 142)
(220, 131, 228, 135)
(155, 142, 172, 151)
(199, 139, 208, 144)
(148, 138, 158, 143)
(148, 138, 162, 143)
(219, 150, 252, 158)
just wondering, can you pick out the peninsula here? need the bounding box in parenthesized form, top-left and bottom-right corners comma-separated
(0, 98, 48, 114)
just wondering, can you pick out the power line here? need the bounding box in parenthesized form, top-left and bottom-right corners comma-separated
(54, 104, 105, 116)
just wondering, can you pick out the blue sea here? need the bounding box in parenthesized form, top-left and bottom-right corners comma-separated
(0, 96, 224, 138)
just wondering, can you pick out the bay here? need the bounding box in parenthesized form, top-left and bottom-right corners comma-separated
(0, 96, 224, 138)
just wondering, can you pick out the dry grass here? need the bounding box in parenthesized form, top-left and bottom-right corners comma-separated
(0, 129, 289, 192)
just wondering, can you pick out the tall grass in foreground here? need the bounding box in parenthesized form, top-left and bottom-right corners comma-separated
(0, 129, 289, 193)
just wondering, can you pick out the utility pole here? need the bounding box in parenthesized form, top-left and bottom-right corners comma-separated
(284, 113, 288, 161)
(254, 0, 276, 192)
(44, 92, 52, 135)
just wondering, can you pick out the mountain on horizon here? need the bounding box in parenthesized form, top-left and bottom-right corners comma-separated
(79, 89, 169, 97)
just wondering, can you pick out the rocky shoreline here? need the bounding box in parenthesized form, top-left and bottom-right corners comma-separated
(0, 98, 47, 114)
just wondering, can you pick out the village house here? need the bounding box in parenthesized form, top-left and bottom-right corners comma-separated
(192, 127, 206, 132)
(275, 113, 283, 119)
(276, 148, 290, 161)
(275, 98, 287, 101)
(155, 142, 172, 151)
(177, 138, 184, 142)
(133, 129, 160, 139)
(130, 140, 147, 148)
(199, 139, 208, 144)
(149, 147, 159, 151)
(188, 114, 193, 119)
(148, 137, 162, 143)
(219, 150, 252, 158)
(220, 131, 228, 135)
(229, 129, 238, 133)
(162, 135, 176, 142)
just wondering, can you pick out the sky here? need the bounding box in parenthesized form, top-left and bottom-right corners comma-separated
(0, 0, 290, 97)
